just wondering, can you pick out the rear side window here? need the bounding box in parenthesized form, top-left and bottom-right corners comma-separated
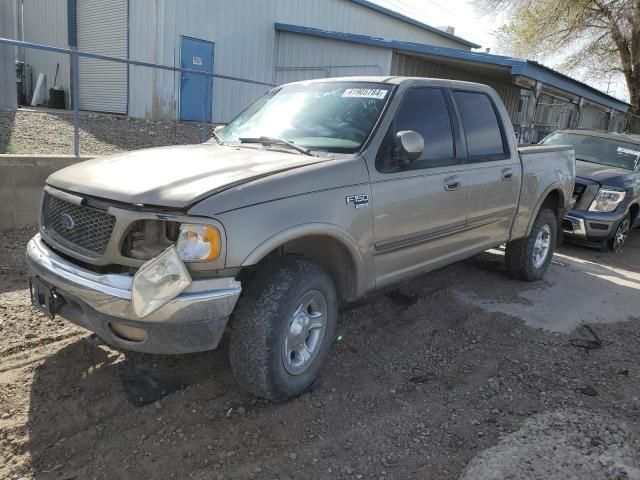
(453, 91, 506, 159)
(376, 88, 455, 172)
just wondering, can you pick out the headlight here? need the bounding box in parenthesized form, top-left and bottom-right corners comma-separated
(176, 224, 221, 262)
(131, 246, 192, 318)
(589, 189, 626, 212)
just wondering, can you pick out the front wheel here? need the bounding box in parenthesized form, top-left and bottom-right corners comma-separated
(505, 208, 557, 282)
(608, 213, 631, 253)
(229, 257, 338, 401)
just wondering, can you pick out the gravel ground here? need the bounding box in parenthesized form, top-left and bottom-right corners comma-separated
(0, 109, 215, 156)
(0, 228, 639, 480)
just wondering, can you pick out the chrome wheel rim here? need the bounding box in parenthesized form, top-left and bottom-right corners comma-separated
(533, 224, 552, 269)
(612, 217, 630, 252)
(281, 290, 327, 376)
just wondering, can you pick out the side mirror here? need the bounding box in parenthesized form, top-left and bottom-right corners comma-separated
(392, 130, 424, 165)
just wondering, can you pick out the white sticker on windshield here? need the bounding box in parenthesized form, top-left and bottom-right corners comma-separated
(342, 88, 388, 99)
(617, 146, 640, 157)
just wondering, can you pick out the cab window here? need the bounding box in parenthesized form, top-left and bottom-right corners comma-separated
(376, 88, 456, 173)
(452, 91, 507, 161)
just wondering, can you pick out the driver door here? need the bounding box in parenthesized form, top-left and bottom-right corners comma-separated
(370, 87, 469, 287)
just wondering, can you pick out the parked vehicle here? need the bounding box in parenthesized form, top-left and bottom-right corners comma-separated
(27, 77, 575, 400)
(541, 129, 640, 252)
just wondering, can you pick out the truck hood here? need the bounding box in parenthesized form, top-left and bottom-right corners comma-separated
(576, 159, 633, 187)
(46, 144, 329, 208)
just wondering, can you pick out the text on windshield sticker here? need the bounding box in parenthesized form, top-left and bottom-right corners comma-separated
(342, 88, 388, 99)
(617, 146, 640, 157)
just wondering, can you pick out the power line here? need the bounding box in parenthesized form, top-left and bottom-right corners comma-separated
(380, 0, 457, 21)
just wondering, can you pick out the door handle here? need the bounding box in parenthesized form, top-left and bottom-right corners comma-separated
(502, 168, 514, 181)
(444, 176, 462, 191)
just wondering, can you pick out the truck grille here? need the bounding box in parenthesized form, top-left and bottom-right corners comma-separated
(42, 192, 115, 257)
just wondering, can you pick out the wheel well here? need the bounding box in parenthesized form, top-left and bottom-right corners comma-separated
(540, 189, 562, 216)
(532, 189, 564, 239)
(245, 235, 358, 303)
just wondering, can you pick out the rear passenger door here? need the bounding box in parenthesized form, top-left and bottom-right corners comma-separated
(451, 90, 521, 246)
(371, 87, 469, 287)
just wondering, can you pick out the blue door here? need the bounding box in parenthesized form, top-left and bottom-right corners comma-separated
(180, 37, 214, 122)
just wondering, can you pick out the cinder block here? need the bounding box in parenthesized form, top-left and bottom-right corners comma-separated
(14, 187, 44, 209)
(13, 165, 61, 187)
(0, 167, 13, 187)
(14, 208, 40, 228)
(0, 187, 16, 206)
(0, 210, 15, 230)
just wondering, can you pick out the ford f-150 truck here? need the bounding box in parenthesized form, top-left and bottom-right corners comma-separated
(27, 77, 575, 400)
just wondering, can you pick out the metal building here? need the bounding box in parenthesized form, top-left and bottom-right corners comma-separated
(4, 0, 632, 136)
(275, 25, 631, 139)
(0, 0, 17, 109)
(10, 0, 477, 121)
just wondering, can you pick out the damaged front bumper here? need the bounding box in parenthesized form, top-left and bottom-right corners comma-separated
(26, 234, 241, 354)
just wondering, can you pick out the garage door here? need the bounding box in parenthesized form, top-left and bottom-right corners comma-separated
(77, 0, 128, 114)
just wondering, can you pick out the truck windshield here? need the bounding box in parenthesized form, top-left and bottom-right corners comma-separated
(216, 82, 393, 154)
(542, 132, 640, 171)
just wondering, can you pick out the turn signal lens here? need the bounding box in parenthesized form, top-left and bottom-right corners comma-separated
(176, 224, 221, 262)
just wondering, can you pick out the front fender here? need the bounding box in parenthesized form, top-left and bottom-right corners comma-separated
(241, 222, 371, 300)
(242, 222, 362, 266)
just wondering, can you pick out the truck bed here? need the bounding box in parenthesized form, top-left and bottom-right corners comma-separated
(510, 145, 576, 240)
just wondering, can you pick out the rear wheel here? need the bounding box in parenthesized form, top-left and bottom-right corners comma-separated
(608, 213, 631, 253)
(505, 208, 557, 282)
(229, 256, 337, 401)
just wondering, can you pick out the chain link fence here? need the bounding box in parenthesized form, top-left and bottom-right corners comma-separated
(1, 37, 276, 156)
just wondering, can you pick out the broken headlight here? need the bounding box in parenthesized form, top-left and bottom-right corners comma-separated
(176, 224, 221, 262)
(131, 245, 192, 318)
(122, 220, 222, 263)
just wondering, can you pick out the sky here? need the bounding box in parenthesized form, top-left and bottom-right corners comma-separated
(374, 0, 630, 102)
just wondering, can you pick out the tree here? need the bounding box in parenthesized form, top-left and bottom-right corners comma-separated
(475, 0, 640, 128)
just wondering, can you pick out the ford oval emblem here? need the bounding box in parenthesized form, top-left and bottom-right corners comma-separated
(60, 213, 75, 230)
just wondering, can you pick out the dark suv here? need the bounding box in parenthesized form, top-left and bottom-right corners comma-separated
(541, 129, 640, 252)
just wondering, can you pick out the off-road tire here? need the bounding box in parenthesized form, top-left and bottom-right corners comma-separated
(505, 208, 557, 282)
(229, 256, 338, 401)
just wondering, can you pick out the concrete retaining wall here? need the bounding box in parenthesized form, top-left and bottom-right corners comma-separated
(0, 155, 91, 230)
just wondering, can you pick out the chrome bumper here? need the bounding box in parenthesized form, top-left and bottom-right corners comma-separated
(562, 214, 587, 238)
(26, 234, 241, 353)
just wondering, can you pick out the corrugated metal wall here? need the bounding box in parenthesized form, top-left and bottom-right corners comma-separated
(128, 0, 473, 122)
(391, 53, 521, 121)
(77, 0, 128, 113)
(22, 0, 70, 108)
(275, 32, 392, 84)
(0, 0, 17, 109)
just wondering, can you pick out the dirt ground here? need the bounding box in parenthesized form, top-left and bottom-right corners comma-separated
(0, 109, 215, 156)
(1, 227, 639, 480)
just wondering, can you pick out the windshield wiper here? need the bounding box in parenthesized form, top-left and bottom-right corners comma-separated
(239, 136, 315, 156)
(211, 130, 224, 145)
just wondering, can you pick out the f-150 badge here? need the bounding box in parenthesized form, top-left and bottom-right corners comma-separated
(346, 194, 369, 209)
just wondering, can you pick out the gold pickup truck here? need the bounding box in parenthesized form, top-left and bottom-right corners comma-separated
(27, 77, 575, 400)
